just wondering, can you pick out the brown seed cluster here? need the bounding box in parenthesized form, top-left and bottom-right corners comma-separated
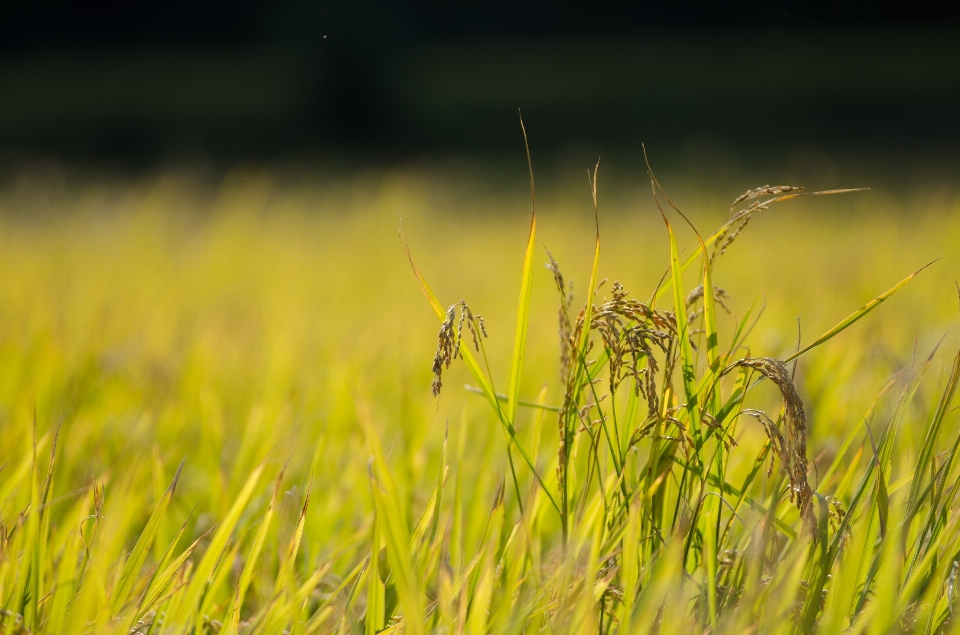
(730, 357, 812, 515)
(684, 283, 732, 318)
(431, 301, 486, 398)
(549, 255, 686, 494)
(712, 186, 803, 263)
(590, 281, 676, 407)
(546, 251, 575, 385)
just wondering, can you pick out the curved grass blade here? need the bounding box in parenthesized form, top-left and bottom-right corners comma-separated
(257, 562, 332, 635)
(19, 426, 42, 631)
(784, 259, 939, 363)
(366, 524, 385, 634)
(17, 420, 56, 632)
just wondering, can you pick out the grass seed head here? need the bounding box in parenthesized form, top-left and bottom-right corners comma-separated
(685, 283, 732, 315)
(729, 185, 804, 211)
(547, 252, 575, 385)
(712, 185, 804, 263)
(431, 301, 486, 398)
(733, 357, 812, 515)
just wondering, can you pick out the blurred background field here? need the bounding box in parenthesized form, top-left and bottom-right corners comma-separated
(2, 160, 959, 535)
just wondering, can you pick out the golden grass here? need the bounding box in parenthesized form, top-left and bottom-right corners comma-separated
(1, 163, 960, 633)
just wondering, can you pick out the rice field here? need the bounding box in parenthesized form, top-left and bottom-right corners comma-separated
(2, 159, 960, 634)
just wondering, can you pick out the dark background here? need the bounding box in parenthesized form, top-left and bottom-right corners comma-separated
(2, 1, 960, 172)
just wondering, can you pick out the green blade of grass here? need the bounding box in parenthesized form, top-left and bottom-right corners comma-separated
(878, 349, 939, 475)
(197, 537, 243, 629)
(783, 259, 939, 363)
(909, 350, 960, 508)
(366, 522, 385, 635)
(559, 162, 603, 541)
(0, 432, 50, 526)
(874, 450, 890, 540)
(66, 482, 104, 623)
(821, 335, 942, 606)
(17, 420, 55, 632)
(360, 401, 425, 634)
(260, 561, 333, 635)
(701, 246, 720, 376)
(275, 482, 310, 597)
(428, 425, 448, 542)
(678, 456, 797, 539)
(904, 352, 960, 580)
(137, 526, 213, 621)
(617, 501, 641, 632)
(463, 386, 560, 411)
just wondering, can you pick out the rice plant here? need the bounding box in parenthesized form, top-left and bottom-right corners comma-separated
(400, 144, 957, 633)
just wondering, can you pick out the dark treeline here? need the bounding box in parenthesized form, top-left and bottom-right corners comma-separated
(2, 1, 960, 163)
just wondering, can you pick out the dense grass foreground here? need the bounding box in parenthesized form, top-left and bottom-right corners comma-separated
(1, 162, 960, 634)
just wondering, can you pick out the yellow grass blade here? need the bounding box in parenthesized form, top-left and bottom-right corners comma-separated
(371, 481, 424, 635)
(506, 117, 538, 428)
(266, 479, 311, 628)
(109, 459, 183, 617)
(578, 164, 601, 362)
(909, 350, 960, 507)
(365, 517, 385, 635)
(703, 495, 719, 629)
(226, 466, 287, 634)
(166, 461, 265, 628)
(361, 405, 425, 635)
(701, 244, 720, 375)
(130, 511, 193, 625)
(665, 216, 699, 437)
(0, 432, 49, 514)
